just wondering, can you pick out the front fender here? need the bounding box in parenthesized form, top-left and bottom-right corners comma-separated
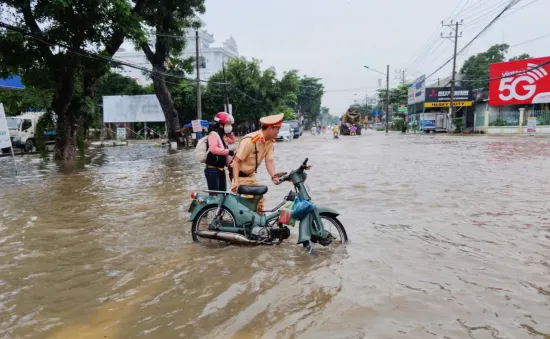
(315, 205, 340, 217)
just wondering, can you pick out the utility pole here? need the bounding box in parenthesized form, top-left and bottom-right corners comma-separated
(195, 30, 202, 120)
(386, 64, 390, 134)
(222, 60, 230, 114)
(441, 19, 463, 131)
(395, 69, 407, 85)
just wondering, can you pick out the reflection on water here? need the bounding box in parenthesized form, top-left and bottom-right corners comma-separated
(1, 134, 550, 338)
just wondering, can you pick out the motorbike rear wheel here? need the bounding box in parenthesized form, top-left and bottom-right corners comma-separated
(192, 205, 236, 243)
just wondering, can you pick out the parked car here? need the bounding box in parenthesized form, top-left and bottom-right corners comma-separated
(275, 122, 294, 142)
(286, 120, 302, 138)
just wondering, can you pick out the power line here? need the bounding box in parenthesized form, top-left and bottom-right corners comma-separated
(0, 21, 227, 85)
(461, 58, 550, 83)
(510, 32, 550, 47)
(426, 0, 521, 80)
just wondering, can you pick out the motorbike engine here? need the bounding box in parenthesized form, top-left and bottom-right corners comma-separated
(271, 226, 291, 241)
(251, 226, 271, 242)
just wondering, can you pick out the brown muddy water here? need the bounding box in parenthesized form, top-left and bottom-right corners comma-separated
(1, 132, 549, 339)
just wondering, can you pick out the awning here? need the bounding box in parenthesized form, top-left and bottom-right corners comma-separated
(0, 75, 24, 89)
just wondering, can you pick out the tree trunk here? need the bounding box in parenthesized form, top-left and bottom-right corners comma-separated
(151, 64, 180, 141)
(53, 61, 79, 160)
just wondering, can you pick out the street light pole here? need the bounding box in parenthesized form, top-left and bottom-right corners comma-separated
(386, 65, 390, 134)
(364, 65, 391, 133)
(195, 30, 202, 120)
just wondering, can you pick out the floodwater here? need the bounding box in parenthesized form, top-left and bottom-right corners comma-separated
(1, 132, 550, 339)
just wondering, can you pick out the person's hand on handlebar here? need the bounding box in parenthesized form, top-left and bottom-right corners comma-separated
(272, 172, 286, 185)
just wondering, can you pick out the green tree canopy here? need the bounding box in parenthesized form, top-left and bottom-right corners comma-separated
(200, 58, 300, 123)
(509, 53, 531, 61)
(297, 77, 324, 122)
(94, 72, 152, 100)
(0, 0, 148, 159)
(376, 84, 408, 106)
(0, 87, 52, 116)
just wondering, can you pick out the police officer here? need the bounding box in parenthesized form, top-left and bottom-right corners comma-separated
(231, 113, 284, 212)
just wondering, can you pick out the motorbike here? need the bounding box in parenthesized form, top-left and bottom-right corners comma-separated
(188, 158, 348, 252)
(333, 131, 339, 139)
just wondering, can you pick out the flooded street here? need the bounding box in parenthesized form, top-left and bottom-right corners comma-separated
(1, 132, 549, 339)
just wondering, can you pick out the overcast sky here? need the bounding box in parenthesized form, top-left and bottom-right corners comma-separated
(201, 0, 548, 115)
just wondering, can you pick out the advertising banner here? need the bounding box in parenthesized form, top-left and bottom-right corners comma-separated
(408, 75, 426, 105)
(0, 103, 12, 149)
(489, 56, 550, 106)
(103, 95, 165, 123)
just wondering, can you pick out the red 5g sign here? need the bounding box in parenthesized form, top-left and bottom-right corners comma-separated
(490, 56, 550, 106)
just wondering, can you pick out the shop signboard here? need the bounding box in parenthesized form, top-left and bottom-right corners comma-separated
(424, 87, 472, 108)
(408, 75, 426, 105)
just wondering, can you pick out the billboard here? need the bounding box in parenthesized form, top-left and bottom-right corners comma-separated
(103, 95, 166, 123)
(0, 104, 13, 149)
(408, 75, 426, 105)
(424, 87, 472, 108)
(489, 56, 550, 106)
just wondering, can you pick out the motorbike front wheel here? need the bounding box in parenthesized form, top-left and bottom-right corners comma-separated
(304, 213, 348, 251)
(191, 205, 236, 243)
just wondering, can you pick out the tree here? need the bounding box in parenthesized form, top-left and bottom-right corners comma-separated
(297, 77, 324, 122)
(376, 84, 408, 106)
(136, 0, 205, 142)
(94, 71, 151, 99)
(171, 80, 204, 125)
(509, 53, 531, 61)
(460, 44, 510, 89)
(0, 87, 52, 116)
(0, 0, 148, 159)
(201, 58, 299, 123)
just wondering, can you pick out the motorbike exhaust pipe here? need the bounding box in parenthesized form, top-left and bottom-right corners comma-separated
(196, 230, 258, 244)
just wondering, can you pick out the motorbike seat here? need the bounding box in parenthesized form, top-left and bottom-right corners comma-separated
(238, 185, 268, 196)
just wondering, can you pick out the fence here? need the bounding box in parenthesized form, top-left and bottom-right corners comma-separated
(475, 108, 550, 135)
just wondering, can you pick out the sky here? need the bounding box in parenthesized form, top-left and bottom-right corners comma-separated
(201, 0, 549, 115)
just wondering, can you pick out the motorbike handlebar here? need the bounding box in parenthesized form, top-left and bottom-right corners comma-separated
(280, 158, 309, 182)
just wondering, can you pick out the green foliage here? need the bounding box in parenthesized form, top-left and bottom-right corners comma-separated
(376, 84, 408, 106)
(460, 44, 511, 89)
(536, 114, 550, 126)
(488, 117, 509, 126)
(172, 81, 203, 123)
(454, 117, 465, 132)
(201, 58, 301, 123)
(35, 111, 56, 159)
(509, 53, 531, 61)
(277, 106, 295, 120)
(0, 0, 148, 159)
(0, 87, 53, 116)
(94, 72, 150, 99)
(297, 77, 324, 122)
(393, 119, 404, 132)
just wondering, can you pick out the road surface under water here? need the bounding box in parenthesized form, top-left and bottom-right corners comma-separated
(1, 132, 549, 339)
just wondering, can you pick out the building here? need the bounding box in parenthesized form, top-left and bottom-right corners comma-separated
(113, 19, 239, 85)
